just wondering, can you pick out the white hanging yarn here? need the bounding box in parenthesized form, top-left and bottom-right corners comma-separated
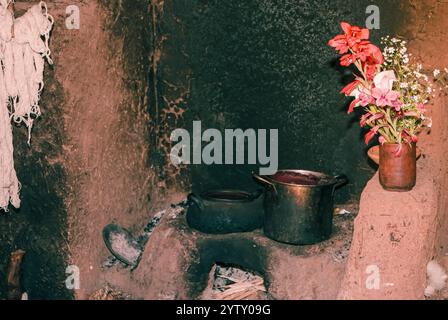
(0, 0, 53, 211)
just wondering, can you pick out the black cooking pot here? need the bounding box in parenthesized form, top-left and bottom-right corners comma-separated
(253, 170, 348, 245)
(186, 189, 264, 234)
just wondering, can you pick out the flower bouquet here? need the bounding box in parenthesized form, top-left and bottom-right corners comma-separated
(328, 22, 437, 191)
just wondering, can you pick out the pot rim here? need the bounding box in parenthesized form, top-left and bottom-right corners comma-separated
(379, 142, 417, 147)
(200, 189, 257, 203)
(263, 169, 339, 188)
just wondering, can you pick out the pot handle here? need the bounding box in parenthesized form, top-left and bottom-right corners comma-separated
(334, 174, 348, 189)
(252, 172, 278, 198)
(187, 193, 205, 211)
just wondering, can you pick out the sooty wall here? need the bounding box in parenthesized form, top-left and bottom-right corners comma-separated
(155, 0, 406, 202)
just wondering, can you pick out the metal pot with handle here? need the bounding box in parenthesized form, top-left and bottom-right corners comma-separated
(253, 170, 347, 245)
(187, 189, 264, 234)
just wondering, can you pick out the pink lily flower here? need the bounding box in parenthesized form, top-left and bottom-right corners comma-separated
(371, 87, 401, 107)
(374, 70, 396, 91)
(359, 92, 374, 106)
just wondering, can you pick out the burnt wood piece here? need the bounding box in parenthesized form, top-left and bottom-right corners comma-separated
(7, 250, 26, 300)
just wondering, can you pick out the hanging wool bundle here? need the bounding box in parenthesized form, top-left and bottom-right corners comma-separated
(0, 0, 53, 211)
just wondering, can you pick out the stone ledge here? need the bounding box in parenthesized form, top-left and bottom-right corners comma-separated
(338, 159, 438, 300)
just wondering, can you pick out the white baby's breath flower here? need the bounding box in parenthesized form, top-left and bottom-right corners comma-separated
(400, 82, 409, 89)
(434, 69, 441, 77)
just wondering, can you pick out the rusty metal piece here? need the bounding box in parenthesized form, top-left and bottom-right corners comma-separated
(7, 249, 25, 300)
(379, 143, 416, 192)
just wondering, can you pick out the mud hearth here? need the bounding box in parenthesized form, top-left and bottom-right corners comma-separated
(96, 205, 356, 300)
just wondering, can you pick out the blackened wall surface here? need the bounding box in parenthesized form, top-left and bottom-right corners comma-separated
(0, 65, 71, 300)
(156, 0, 406, 201)
(0, 0, 154, 300)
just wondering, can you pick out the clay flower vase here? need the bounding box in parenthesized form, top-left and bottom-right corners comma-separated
(379, 143, 416, 192)
(368, 145, 421, 166)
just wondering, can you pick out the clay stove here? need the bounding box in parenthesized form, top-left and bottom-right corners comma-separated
(101, 203, 356, 300)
